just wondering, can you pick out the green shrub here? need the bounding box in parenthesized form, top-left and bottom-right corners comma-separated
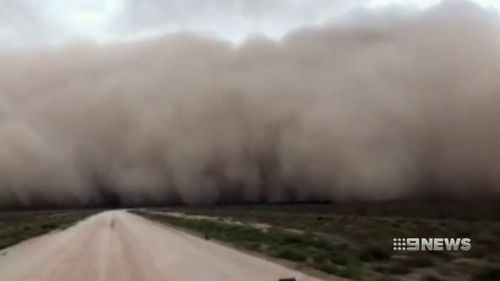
(388, 262, 411, 275)
(470, 264, 500, 281)
(376, 276, 399, 281)
(359, 244, 391, 261)
(274, 247, 306, 262)
(406, 255, 434, 267)
(371, 263, 389, 273)
(423, 274, 441, 281)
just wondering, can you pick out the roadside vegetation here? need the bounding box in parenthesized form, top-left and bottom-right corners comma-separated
(0, 210, 98, 252)
(134, 203, 500, 281)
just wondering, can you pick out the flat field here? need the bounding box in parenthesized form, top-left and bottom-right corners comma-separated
(0, 209, 98, 252)
(135, 203, 500, 281)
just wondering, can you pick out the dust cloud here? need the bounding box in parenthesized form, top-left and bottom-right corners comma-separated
(1, 1, 500, 207)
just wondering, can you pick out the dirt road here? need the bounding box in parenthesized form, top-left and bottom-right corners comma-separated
(0, 211, 329, 281)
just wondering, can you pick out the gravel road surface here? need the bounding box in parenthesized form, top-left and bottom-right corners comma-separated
(0, 211, 330, 281)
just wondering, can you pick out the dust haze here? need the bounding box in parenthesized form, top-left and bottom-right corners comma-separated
(1, 1, 500, 207)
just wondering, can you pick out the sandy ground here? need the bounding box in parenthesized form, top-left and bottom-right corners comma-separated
(0, 211, 330, 281)
(147, 210, 275, 232)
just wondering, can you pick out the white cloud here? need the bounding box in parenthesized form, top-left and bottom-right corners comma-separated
(0, 0, 497, 48)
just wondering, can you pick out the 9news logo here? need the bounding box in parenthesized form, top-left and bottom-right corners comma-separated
(393, 238, 471, 252)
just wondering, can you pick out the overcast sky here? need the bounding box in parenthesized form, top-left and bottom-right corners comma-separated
(0, 0, 498, 48)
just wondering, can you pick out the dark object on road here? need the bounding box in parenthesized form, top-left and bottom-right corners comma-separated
(279, 278, 297, 281)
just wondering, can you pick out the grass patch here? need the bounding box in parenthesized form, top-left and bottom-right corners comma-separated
(470, 263, 500, 281)
(135, 211, 361, 278)
(0, 210, 98, 251)
(137, 203, 500, 281)
(359, 244, 391, 261)
(387, 261, 411, 275)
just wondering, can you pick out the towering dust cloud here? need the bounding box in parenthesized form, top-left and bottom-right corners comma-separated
(1, 1, 500, 207)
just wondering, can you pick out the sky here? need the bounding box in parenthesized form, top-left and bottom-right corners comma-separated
(0, 0, 499, 48)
